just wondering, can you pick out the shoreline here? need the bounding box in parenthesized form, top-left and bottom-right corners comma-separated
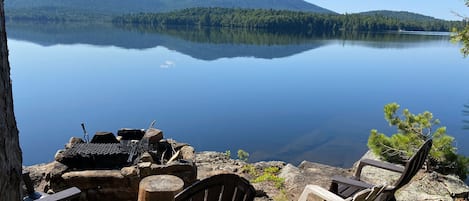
(25, 150, 469, 201)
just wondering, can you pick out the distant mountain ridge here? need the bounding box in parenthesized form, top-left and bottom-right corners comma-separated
(5, 0, 335, 14)
(358, 10, 443, 22)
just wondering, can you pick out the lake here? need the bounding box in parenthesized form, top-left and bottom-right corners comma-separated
(6, 22, 469, 170)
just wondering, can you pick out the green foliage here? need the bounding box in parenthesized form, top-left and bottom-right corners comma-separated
(451, 0, 469, 57)
(237, 149, 250, 161)
(241, 164, 258, 176)
(112, 7, 465, 33)
(368, 103, 469, 180)
(264, 166, 280, 174)
(224, 150, 231, 159)
(359, 10, 441, 22)
(251, 166, 285, 189)
(452, 25, 469, 57)
(245, 165, 285, 190)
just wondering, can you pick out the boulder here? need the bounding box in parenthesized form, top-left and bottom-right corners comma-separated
(117, 128, 145, 141)
(90, 132, 118, 143)
(24, 150, 469, 201)
(139, 152, 154, 163)
(180, 146, 195, 161)
(144, 128, 163, 144)
(66, 137, 84, 149)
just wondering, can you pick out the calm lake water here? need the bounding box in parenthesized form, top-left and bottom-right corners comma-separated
(6, 22, 469, 169)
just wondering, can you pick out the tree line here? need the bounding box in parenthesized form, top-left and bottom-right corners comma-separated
(113, 7, 465, 32)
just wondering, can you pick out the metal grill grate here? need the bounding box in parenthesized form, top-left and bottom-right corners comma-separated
(65, 143, 126, 156)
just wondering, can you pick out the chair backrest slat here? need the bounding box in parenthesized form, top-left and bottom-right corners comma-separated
(220, 182, 236, 201)
(394, 139, 432, 189)
(175, 174, 255, 201)
(233, 187, 246, 201)
(192, 190, 206, 201)
(206, 186, 222, 201)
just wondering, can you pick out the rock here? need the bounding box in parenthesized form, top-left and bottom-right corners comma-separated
(395, 172, 453, 201)
(144, 128, 163, 144)
(24, 162, 58, 192)
(394, 172, 469, 201)
(24, 150, 469, 201)
(66, 137, 84, 149)
(351, 151, 402, 185)
(47, 162, 68, 181)
(90, 132, 119, 143)
(138, 162, 153, 177)
(280, 161, 350, 201)
(165, 139, 189, 150)
(139, 152, 154, 163)
(357, 151, 469, 201)
(121, 166, 138, 177)
(279, 164, 302, 184)
(117, 128, 145, 141)
(54, 150, 65, 162)
(180, 146, 195, 161)
(62, 170, 125, 188)
(254, 161, 286, 170)
(195, 151, 245, 179)
(442, 174, 469, 197)
(298, 161, 351, 188)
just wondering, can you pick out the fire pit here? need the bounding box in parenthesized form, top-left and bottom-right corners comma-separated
(46, 128, 197, 201)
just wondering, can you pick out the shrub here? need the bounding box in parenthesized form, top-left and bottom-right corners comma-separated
(368, 103, 469, 180)
(251, 166, 285, 189)
(237, 149, 250, 161)
(224, 150, 231, 159)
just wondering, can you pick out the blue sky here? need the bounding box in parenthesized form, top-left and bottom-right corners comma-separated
(306, 0, 468, 20)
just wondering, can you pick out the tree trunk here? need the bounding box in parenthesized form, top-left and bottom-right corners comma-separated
(0, 0, 23, 200)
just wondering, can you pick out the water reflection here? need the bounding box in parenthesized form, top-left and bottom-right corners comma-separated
(6, 21, 450, 60)
(7, 21, 467, 171)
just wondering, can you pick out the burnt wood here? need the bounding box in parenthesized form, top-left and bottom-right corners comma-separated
(330, 139, 432, 201)
(175, 174, 256, 201)
(118, 129, 145, 140)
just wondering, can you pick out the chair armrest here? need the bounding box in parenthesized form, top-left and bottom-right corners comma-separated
(331, 176, 374, 189)
(298, 185, 344, 201)
(354, 159, 405, 179)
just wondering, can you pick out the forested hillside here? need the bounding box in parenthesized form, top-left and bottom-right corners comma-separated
(5, 0, 334, 15)
(358, 10, 440, 21)
(113, 8, 464, 32)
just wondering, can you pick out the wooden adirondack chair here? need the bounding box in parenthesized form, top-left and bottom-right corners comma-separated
(329, 139, 432, 201)
(299, 184, 385, 201)
(175, 174, 256, 201)
(22, 170, 81, 201)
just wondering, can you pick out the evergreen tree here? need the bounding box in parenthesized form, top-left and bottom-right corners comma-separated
(368, 103, 468, 180)
(111, 8, 464, 33)
(452, 1, 469, 57)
